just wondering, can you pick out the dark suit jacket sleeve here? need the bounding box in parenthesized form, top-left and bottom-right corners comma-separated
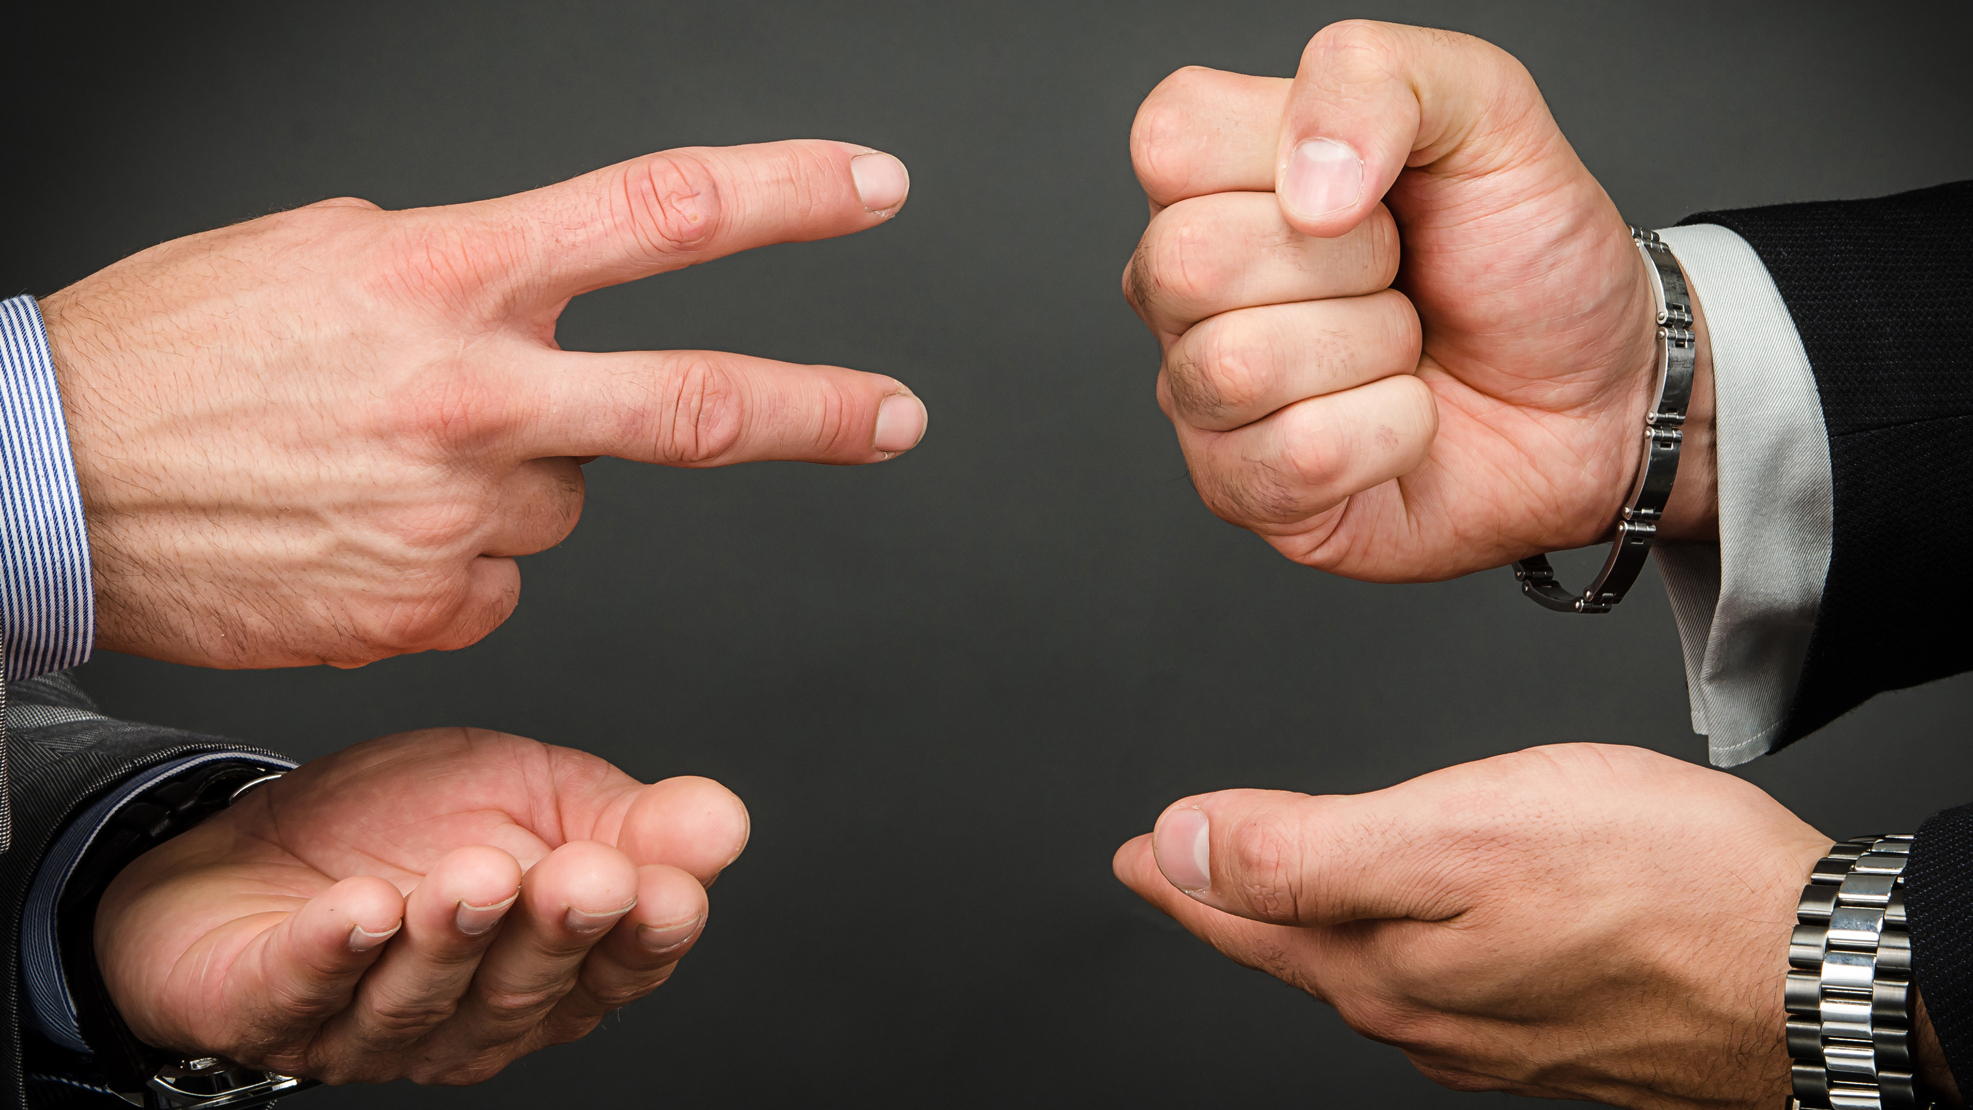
(1, 672, 289, 1109)
(1680, 180, 1973, 748)
(1682, 181, 1973, 1093)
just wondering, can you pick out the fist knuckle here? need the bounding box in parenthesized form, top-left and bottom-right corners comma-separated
(648, 355, 745, 464)
(1176, 319, 1271, 420)
(1130, 70, 1209, 192)
(1285, 426, 1349, 492)
(618, 152, 724, 260)
(1201, 456, 1309, 527)
(1149, 210, 1229, 309)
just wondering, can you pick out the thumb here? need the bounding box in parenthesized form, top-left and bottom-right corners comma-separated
(1147, 787, 1466, 927)
(1274, 20, 1558, 237)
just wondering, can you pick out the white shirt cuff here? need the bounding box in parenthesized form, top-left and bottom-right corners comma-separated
(1652, 224, 1832, 768)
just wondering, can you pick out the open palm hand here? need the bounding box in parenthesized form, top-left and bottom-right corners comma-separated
(95, 728, 748, 1085)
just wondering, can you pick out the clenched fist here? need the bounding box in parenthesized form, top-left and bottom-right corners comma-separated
(1123, 21, 1717, 581)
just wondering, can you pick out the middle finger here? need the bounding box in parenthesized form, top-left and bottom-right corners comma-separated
(420, 840, 638, 1067)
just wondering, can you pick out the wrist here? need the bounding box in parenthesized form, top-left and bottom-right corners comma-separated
(1654, 275, 1717, 542)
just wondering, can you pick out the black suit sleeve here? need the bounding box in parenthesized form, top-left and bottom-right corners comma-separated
(1681, 182, 1973, 1095)
(0, 673, 290, 1109)
(1680, 180, 1973, 749)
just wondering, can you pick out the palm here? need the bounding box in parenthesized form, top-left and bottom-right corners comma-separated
(96, 729, 746, 1084)
(1277, 112, 1658, 580)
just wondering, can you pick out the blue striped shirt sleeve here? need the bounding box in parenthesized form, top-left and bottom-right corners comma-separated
(0, 294, 94, 680)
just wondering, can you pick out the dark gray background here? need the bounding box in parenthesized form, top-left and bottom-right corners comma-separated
(7, 2, 1972, 1106)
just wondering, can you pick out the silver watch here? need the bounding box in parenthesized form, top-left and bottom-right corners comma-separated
(1786, 835, 1936, 1110)
(140, 1057, 307, 1109)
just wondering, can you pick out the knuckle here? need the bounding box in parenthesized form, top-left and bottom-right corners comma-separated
(1146, 209, 1228, 309)
(360, 994, 460, 1045)
(475, 983, 569, 1028)
(304, 195, 384, 211)
(1173, 319, 1271, 420)
(1198, 455, 1310, 527)
(382, 222, 512, 313)
(1306, 19, 1405, 75)
(389, 367, 505, 453)
(1285, 418, 1352, 491)
(1226, 812, 1307, 922)
(357, 577, 477, 653)
(616, 151, 723, 260)
(647, 356, 745, 465)
(1129, 69, 1209, 193)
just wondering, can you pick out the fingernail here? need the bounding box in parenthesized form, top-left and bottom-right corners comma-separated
(638, 914, 704, 953)
(873, 392, 928, 453)
(565, 902, 635, 935)
(348, 921, 402, 952)
(851, 152, 910, 213)
(455, 894, 518, 936)
(1281, 138, 1363, 220)
(1154, 807, 1213, 893)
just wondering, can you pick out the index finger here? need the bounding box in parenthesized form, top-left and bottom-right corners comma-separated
(465, 139, 911, 301)
(1131, 67, 1289, 206)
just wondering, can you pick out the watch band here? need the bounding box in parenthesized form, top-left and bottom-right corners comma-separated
(51, 759, 310, 1109)
(1514, 226, 1695, 613)
(1786, 835, 1936, 1110)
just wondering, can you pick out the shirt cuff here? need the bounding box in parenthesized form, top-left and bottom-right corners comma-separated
(1651, 224, 1834, 768)
(0, 295, 94, 680)
(21, 748, 296, 1054)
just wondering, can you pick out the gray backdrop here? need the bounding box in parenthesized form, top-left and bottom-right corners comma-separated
(7, 2, 1972, 1106)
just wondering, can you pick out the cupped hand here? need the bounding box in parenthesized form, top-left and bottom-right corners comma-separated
(95, 729, 750, 1085)
(1123, 21, 1716, 582)
(41, 140, 924, 667)
(1114, 744, 1963, 1109)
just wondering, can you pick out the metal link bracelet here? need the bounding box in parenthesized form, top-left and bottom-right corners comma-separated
(1514, 226, 1695, 613)
(1786, 835, 1936, 1110)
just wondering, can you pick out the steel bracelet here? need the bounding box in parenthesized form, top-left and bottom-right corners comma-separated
(1514, 226, 1695, 613)
(1785, 835, 1936, 1110)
